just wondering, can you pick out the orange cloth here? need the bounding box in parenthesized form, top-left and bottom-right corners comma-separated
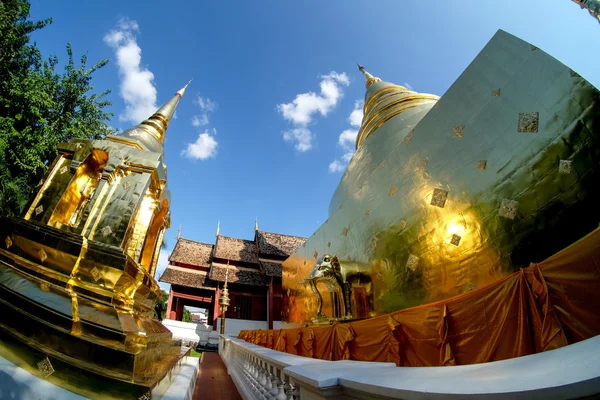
(239, 229, 600, 366)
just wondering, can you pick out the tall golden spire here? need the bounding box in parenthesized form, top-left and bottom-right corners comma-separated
(357, 63, 381, 89)
(119, 80, 192, 153)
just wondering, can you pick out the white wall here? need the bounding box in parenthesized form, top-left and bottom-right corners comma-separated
(217, 319, 268, 337)
(163, 319, 213, 345)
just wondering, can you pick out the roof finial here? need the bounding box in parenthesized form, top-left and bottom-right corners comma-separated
(357, 63, 381, 89)
(177, 225, 181, 239)
(216, 220, 220, 237)
(254, 217, 259, 232)
(176, 79, 192, 98)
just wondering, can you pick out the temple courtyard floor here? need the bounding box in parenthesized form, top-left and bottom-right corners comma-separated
(193, 352, 242, 400)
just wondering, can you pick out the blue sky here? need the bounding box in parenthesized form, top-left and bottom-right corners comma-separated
(28, 0, 599, 287)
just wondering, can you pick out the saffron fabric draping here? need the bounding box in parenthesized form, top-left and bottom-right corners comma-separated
(238, 229, 600, 366)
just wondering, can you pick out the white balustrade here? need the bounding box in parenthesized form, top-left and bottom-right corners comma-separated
(219, 334, 600, 400)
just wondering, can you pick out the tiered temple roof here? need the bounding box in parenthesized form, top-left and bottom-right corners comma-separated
(159, 230, 306, 288)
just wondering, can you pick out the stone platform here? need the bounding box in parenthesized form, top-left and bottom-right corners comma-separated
(0, 353, 199, 400)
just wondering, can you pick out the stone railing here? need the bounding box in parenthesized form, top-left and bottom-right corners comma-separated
(219, 334, 600, 400)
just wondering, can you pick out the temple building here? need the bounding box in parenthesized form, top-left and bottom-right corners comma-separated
(159, 223, 305, 335)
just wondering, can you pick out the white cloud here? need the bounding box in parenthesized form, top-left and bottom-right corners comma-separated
(329, 100, 364, 173)
(195, 96, 217, 112)
(338, 129, 359, 148)
(191, 114, 209, 127)
(329, 160, 345, 173)
(191, 96, 217, 128)
(278, 72, 349, 126)
(348, 100, 364, 127)
(277, 71, 349, 151)
(403, 82, 413, 90)
(283, 128, 313, 152)
(104, 18, 158, 123)
(181, 129, 218, 160)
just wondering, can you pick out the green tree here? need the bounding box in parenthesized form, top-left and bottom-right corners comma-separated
(182, 308, 193, 323)
(0, 0, 114, 216)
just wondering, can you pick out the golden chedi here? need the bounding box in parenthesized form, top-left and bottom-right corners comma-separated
(0, 82, 191, 399)
(282, 30, 600, 325)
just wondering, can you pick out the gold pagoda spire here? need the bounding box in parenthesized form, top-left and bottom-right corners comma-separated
(358, 63, 382, 89)
(120, 80, 192, 153)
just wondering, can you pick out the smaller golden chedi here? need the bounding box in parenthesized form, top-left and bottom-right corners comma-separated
(0, 82, 191, 399)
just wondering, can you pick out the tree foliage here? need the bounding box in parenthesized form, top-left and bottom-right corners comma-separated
(0, 0, 114, 216)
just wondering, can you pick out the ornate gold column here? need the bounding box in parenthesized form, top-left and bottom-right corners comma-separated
(218, 269, 230, 335)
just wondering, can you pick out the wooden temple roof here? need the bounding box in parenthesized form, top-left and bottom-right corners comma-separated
(255, 230, 306, 258)
(169, 238, 213, 266)
(160, 230, 306, 289)
(159, 265, 216, 290)
(259, 260, 283, 278)
(209, 262, 267, 286)
(214, 235, 259, 263)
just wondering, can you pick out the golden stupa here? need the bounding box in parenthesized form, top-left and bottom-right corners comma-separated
(282, 29, 600, 325)
(0, 83, 191, 399)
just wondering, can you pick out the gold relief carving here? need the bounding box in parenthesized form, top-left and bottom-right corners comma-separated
(450, 234, 462, 246)
(91, 267, 101, 282)
(399, 219, 407, 229)
(4, 236, 12, 249)
(478, 160, 487, 170)
(38, 249, 47, 263)
(37, 357, 55, 378)
(466, 282, 477, 291)
(314, 251, 318, 259)
(365, 209, 370, 216)
(100, 226, 113, 237)
(403, 129, 414, 143)
(40, 282, 50, 292)
(368, 235, 379, 252)
(406, 254, 419, 272)
(518, 112, 539, 133)
(327, 242, 331, 248)
(499, 198, 519, 220)
(492, 88, 501, 97)
(431, 188, 449, 208)
(388, 186, 398, 197)
(341, 227, 349, 236)
(452, 125, 464, 138)
(35, 205, 44, 216)
(59, 166, 68, 174)
(123, 180, 132, 190)
(559, 160, 572, 174)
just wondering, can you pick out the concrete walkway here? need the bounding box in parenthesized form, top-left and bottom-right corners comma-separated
(193, 352, 242, 400)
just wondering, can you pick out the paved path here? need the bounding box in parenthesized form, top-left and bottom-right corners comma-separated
(193, 352, 242, 400)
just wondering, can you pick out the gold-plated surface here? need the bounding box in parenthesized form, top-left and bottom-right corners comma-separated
(0, 83, 191, 398)
(572, 0, 600, 22)
(283, 30, 600, 325)
(219, 269, 230, 334)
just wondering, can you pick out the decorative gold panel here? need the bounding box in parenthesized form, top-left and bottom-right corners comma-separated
(37, 357, 55, 378)
(518, 112, 539, 133)
(431, 188, 449, 208)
